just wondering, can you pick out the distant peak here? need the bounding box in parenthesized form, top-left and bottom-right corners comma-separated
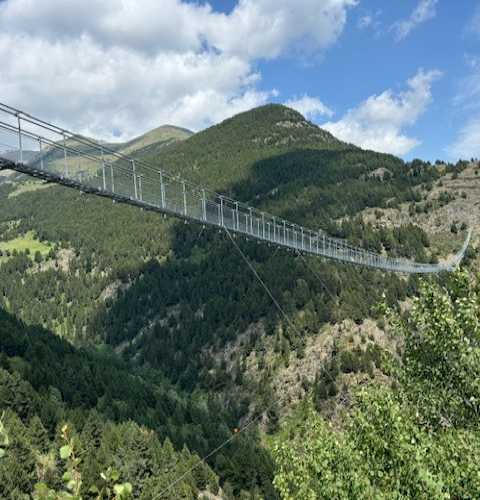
(228, 103, 306, 122)
(150, 124, 194, 135)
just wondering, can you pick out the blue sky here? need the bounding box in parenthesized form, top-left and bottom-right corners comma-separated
(0, 0, 479, 161)
(220, 0, 479, 162)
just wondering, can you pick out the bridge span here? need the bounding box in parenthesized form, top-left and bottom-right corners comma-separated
(0, 102, 471, 274)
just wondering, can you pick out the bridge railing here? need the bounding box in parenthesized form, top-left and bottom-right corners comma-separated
(0, 102, 470, 274)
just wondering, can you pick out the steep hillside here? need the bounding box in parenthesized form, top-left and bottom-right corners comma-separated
(0, 307, 270, 498)
(145, 104, 346, 191)
(358, 161, 480, 253)
(0, 104, 477, 498)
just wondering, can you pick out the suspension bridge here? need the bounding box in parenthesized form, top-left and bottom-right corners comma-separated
(0, 102, 471, 274)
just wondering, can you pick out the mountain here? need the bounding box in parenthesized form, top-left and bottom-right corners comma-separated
(120, 124, 193, 156)
(1, 150, 38, 164)
(25, 124, 192, 177)
(145, 104, 346, 191)
(0, 104, 478, 498)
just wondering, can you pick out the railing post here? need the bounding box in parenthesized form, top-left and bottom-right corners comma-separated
(159, 171, 166, 209)
(219, 195, 224, 226)
(182, 181, 187, 216)
(62, 133, 68, 178)
(202, 189, 206, 221)
(301, 227, 304, 251)
(317, 231, 320, 254)
(110, 165, 115, 193)
(17, 114, 23, 164)
(235, 202, 239, 230)
(273, 217, 276, 242)
(262, 213, 265, 239)
(131, 160, 138, 199)
(101, 147, 106, 191)
(139, 175, 143, 201)
(38, 138, 44, 170)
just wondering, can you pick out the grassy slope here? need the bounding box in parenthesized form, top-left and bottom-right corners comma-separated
(0, 230, 52, 263)
(7, 180, 53, 198)
(120, 124, 193, 155)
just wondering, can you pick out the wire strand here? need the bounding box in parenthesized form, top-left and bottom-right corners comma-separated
(295, 250, 337, 302)
(155, 228, 339, 498)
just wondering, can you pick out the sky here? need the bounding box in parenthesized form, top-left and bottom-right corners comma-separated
(0, 0, 479, 161)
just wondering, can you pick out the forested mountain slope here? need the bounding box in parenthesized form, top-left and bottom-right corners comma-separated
(0, 104, 477, 498)
(0, 306, 265, 498)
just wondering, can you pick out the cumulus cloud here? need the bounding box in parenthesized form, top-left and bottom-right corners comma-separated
(284, 95, 333, 119)
(322, 69, 442, 156)
(208, 0, 358, 59)
(392, 0, 438, 41)
(0, 0, 357, 140)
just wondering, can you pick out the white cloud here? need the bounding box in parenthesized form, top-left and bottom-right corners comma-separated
(208, 0, 358, 60)
(0, 34, 263, 140)
(466, 5, 480, 37)
(0, 0, 357, 139)
(448, 54, 480, 159)
(322, 69, 442, 156)
(284, 95, 333, 119)
(447, 119, 480, 160)
(392, 0, 438, 41)
(453, 55, 480, 112)
(357, 10, 383, 36)
(358, 15, 373, 29)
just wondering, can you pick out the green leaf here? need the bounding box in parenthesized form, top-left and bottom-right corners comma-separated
(111, 468, 120, 482)
(66, 480, 77, 492)
(60, 445, 72, 460)
(114, 482, 133, 497)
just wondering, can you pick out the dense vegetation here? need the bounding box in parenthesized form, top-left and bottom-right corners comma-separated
(0, 104, 476, 497)
(0, 307, 274, 498)
(273, 271, 480, 498)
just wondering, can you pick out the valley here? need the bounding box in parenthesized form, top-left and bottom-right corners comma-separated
(0, 104, 479, 499)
